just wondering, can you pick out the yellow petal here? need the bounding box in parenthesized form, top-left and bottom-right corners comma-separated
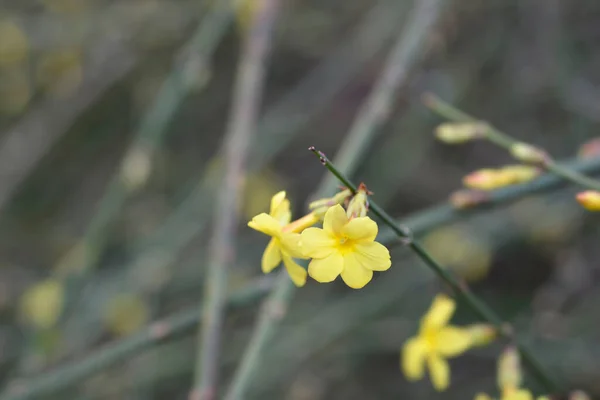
(427, 354, 450, 391)
(248, 213, 282, 237)
(261, 239, 281, 273)
(422, 294, 456, 331)
(308, 252, 343, 283)
(505, 389, 533, 400)
(300, 227, 335, 258)
(280, 232, 304, 258)
(474, 394, 493, 400)
(270, 191, 292, 225)
(340, 253, 373, 289)
(323, 204, 348, 236)
(354, 241, 391, 271)
(435, 326, 472, 357)
(342, 216, 377, 241)
(282, 253, 307, 287)
(402, 337, 427, 381)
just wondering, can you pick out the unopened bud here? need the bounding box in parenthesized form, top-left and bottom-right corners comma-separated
(578, 137, 600, 159)
(498, 346, 522, 390)
(346, 183, 371, 219)
(463, 165, 540, 191)
(569, 390, 591, 400)
(449, 189, 489, 209)
(466, 324, 497, 347)
(576, 190, 600, 211)
(510, 142, 547, 165)
(435, 122, 486, 144)
(309, 189, 352, 218)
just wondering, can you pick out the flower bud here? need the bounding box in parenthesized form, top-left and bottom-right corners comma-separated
(463, 165, 540, 191)
(466, 324, 497, 347)
(576, 190, 600, 211)
(510, 142, 547, 165)
(346, 184, 371, 219)
(449, 189, 489, 209)
(435, 122, 486, 144)
(309, 189, 352, 218)
(578, 137, 600, 159)
(498, 346, 522, 390)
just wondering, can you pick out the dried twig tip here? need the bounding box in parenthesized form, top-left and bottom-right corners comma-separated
(307, 146, 316, 151)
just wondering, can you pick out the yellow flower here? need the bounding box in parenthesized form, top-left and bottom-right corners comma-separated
(475, 388, 548, 400)
(401, 294, 472, 391)
(248, 191, 309, 287)
(576, 190, 600, 211)
(300, 204, 391, 289)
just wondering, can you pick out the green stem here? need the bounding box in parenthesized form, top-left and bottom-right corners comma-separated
(424, 92, 600, 192)
(309, 147, 562, 394)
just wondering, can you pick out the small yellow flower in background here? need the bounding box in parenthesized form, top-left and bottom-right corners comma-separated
(300, 204, 391, 289)
(463, 165, 540, 191)
(475, 347, 548, 400)
(401, 294, 473, 391)
(435, 122, 486, 144)
(248, 191, 313, 287)
(576, 190, 600, 211)
(19, 279, 65, 330)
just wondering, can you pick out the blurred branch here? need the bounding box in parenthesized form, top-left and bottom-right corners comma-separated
(224, 1, 447, 398)
(0, 38, 136, 213)
(0, 278, 274, 400)
(424, 93, 600, 191)
(190, 1, 282, 399)
(4, 153, 600, 399)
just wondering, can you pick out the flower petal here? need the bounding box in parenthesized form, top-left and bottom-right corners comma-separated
(508, 389, 534, 400)
(248, 213, 282, 237)
(261, 239, 282, 273)
(323, 204, 348, 236)
(342, 216, 377, 241)
(282, 253, 307, 287)
(422, 294, 456, 331)
(270, 191, 291, 225)
(308, 252, 343, 283)
(435, 326, 472, 357)
(280, 232, 305, 258)
(300, 227, 335, 258)
(354, 241, 391, 271)
(401, 337, 427, 381)
(427, 354, 450, 391)
(341, 253, 373, 289)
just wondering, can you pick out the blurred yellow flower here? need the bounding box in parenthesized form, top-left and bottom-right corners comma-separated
(475, 347, 549, 400)
(435, 122, 486, 143)
(463, 165, 540, 191)
(248, 191, 312, 287)
(20, 279, 65, 330)
(0, 19, 28, 66)
(401, 294, 472, 391)
(576, 190, 600, 211)
(300, 204, 391, 289)
(104, 294, 149, 337)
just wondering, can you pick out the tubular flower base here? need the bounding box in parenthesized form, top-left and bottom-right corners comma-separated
(248, 191, 315, 287)
(300, 204, 391, 289)
(401, 294, 476, 391)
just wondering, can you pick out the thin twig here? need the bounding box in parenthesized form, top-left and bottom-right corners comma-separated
(224, 1, 447, 398)
(423, 93, 600, 191)
(3, 154, 599, 399)
(309, 147, 562, 394)
(190, 1, 282, 400)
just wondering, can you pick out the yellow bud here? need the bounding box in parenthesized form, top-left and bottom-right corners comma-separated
(435, 122, 485, 143)
(449, 189, 489, 209)
(500, 165, 541, 184)
(463, 165, 540, 191)
(346, 184, 370, 219)
(466, 324, 497, 347)
(19, 280, 65, 330)
(510, 142, 547, 164)
(309, 189, 352, 218)
(498, 346, 522, 390)
(576, 190, 600, 211)
(578, 137, 600, 159)
(569, 390, 591, 400)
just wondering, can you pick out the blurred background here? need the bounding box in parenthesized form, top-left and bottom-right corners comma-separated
(0, 0, 599, 398)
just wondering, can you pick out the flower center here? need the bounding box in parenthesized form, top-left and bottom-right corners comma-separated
(335, 235, 354, 254)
